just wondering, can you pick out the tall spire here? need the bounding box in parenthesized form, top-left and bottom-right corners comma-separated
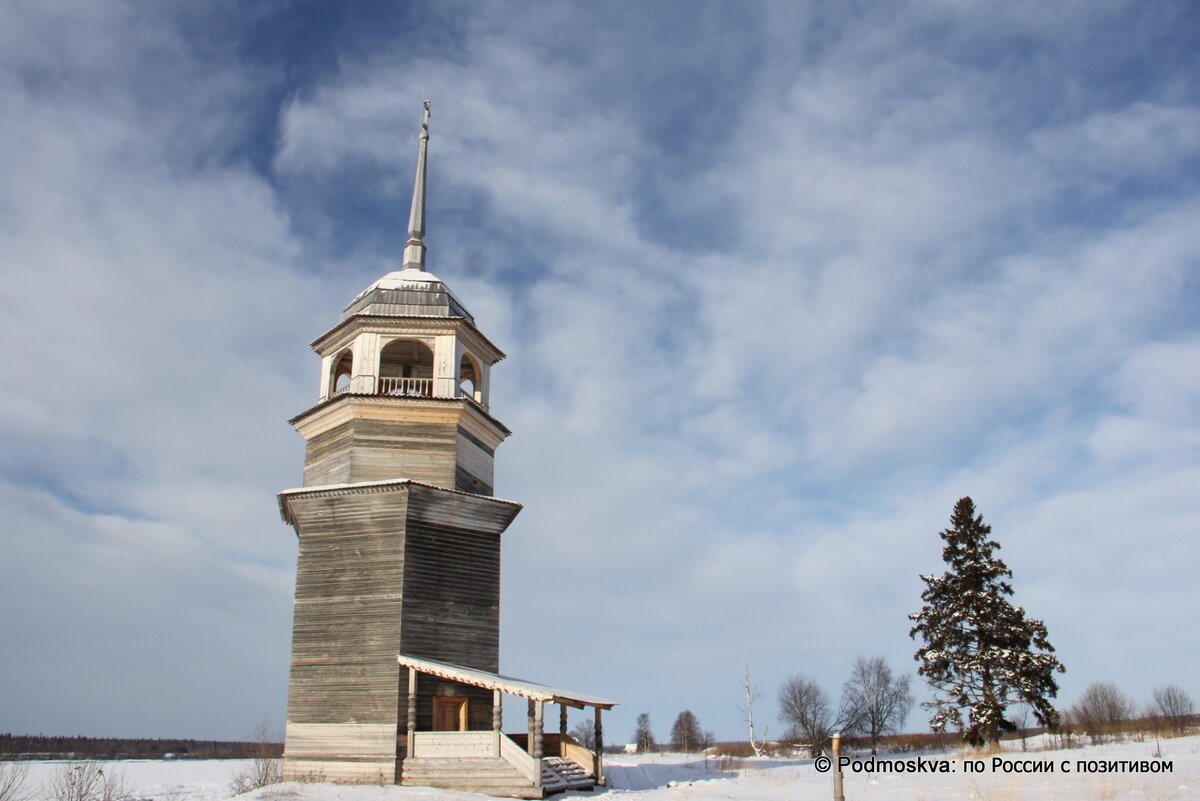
(402, 100, 431, 272)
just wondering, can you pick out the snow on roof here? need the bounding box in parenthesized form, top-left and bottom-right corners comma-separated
(396, 654, 617, 710)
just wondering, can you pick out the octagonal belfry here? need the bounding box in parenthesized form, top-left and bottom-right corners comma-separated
(295, 266, 508, 496)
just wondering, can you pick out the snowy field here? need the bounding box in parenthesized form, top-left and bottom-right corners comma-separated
(15, 734, 1199, 801)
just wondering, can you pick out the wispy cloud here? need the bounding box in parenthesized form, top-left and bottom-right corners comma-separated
(1, 0, 1196, 742)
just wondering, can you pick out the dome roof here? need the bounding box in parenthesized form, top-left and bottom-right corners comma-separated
(340, 265, 474, 323)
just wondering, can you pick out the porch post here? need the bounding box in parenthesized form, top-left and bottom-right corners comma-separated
(492, 688, 502, 731)
(527, 699, 536, 752)
(594, 706, 604, 784)
(533, 700, 545, 759)
(559, 704, 568, 738)
(406, 667, 417, 757)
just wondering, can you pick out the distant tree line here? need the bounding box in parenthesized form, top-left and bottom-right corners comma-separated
(0, 734, 281, 761)
(1059, 681, 1196, 745)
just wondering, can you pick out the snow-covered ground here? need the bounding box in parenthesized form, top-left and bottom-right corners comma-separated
(14, 734, 1199, 800)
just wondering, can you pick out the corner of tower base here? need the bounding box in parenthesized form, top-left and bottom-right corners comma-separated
(282, 722, 398, 785)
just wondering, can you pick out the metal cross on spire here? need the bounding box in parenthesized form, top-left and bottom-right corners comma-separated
(402, 100, 431, 271)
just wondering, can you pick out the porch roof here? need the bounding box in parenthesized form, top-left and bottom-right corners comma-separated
(397, 654, 617, 710)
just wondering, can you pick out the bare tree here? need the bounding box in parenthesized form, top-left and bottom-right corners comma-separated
(0, 736, 30, 801)
(1152, 685, 1195, 736)
(1071, 682, 1135, 743)
(735, 666, 768, 757)
(230, 717, 283, 793)
(569, 720, 596, 750)
(840, 657, 913, 756)
(778, 674, 833, 758)
(1008, 703, 1033, 751)
(670, 710, 705, 752)
(0, 761, 29, 801)
(633, 713, 657, 754)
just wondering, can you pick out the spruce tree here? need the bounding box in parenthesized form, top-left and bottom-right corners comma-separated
(909, 497, 1064, 747)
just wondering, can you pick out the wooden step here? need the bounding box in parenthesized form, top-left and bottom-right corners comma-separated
(542, 756, 595, 791)
(402, 757, 541, 793)
(539, 766, 568, 794)
(400, 754, 598, 797)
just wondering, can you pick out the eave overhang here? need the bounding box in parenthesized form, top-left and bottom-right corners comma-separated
(277, 477, 522, 529)
(288, 393, 512, 439)
(310, 313, 507, 364)
(396, 654, 617, 710)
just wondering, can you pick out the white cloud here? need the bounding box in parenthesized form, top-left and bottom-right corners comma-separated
(2, 0, 1197, 744)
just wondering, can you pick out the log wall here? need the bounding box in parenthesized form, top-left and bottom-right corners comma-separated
(302, 418, 458, 488)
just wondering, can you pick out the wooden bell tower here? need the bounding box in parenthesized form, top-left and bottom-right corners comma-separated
(277, 102, 522, 783)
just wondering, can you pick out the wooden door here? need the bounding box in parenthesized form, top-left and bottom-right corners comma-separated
(433, 697, 468, 731)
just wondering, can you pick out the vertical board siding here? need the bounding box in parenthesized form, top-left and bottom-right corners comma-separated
(282, 481, 520, 782)
(285, 491, 408, 726)
(400, 515, 501, 733)
(455, 428, 494, 495)
(401, 520, 500, 669)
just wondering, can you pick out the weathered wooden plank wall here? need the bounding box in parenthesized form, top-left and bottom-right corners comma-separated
(302, 419, 458, 488)
(282, 489, 410, 781)
(280, 482, 520, 780)
(297, 404, 498, 494)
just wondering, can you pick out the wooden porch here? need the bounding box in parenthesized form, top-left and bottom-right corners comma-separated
(397, 654, 616, 798)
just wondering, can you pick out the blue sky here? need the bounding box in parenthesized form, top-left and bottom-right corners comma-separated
(1, 0, 1198, 745)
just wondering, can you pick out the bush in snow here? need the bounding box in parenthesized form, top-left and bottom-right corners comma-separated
(44, 762, 134, 801)
(1152, 684, 1195, 736)
(1071, 681, 1136, 743)
(229, 718, 282, 795)
(0, 759, 30, 801)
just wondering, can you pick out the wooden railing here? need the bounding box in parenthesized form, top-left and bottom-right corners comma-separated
(560, 735, 600, 782)
(327, 377, 485, 407)
(377, 377, 433, 397)
(508, 732, 598, 784)
(498, 732, 541, 788)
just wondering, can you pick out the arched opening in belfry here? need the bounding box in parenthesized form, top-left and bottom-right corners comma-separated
(378, 338, 435, 397)
(458, 353, 481, 403)
(331, 349, 353, 396)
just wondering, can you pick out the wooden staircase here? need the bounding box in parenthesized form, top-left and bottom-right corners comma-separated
(399, 731, 598, 797)
(400, 754, 596, 797)
(542, 756, 596, 792)
(402, 756, 542, 797)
